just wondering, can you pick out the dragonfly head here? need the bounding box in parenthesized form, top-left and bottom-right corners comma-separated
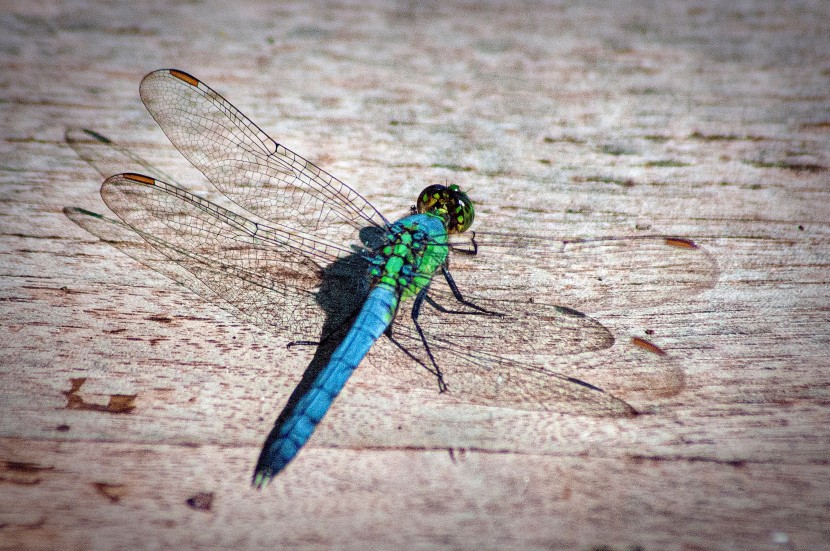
(416, 184, 475, 234)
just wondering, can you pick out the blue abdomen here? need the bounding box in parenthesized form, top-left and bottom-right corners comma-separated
(254, 285, 398, 483)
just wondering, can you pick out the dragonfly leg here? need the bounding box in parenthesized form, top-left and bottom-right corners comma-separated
(287, 309, 361, 349)
(286, 340, 319, 348)
(436, 265, 504, 316)
(448, 231, 478, 255)
(385, 333, 447, 391)
(411, 286, 448, 393)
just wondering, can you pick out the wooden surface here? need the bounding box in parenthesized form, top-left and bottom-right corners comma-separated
(2, 1, 829, 549)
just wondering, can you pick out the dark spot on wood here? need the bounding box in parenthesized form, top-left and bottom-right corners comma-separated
(644, 159, 689, 168)
(93, 482, 127, 503)
(4, 461, 51, 473)
(690, 131, 766, 141)
(544, 136, 585, 144)
(63, 378, 137, 414)
(554, 305, 585, 318)
(146, 314, 172, 323)
(630, 454, 747, 468)
(106, 395, 137, 413)
(55, 424, 70, 432)
(186, 492, 214, 511)
(585, 175, 635, 187)
(744, 160, 826, 172)
(429, 163, 475, 172)
(781, 162, 824, 172)
(565, 376, 603, 391)
(1, 461, 53, 485)
(7, 516, 47, 530)
(600, 144, 633, 156)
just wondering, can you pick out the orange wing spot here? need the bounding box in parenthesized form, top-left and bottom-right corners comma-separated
(123, 173, 156, 185)
(169, 69, 199, 87)
(632, 336, 667, 356)
(664, 237, 698, 249)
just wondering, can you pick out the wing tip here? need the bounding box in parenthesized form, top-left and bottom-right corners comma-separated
(168, 69, 200, 87)
(564, 375, 639, 416)
(121, 173, 156, 185)
(631, 336, 667, 356)
(63, 206, 102, 219)
(141, 68, 200, 88)
(81, 128, 112, 144)
(553, 305, 586, 318)
(664, 237, 699, 250)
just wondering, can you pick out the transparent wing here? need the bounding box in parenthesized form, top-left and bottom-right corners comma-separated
(382, 309, 635, 416)
(383, 232, 714, 407)
(384, 296, 684, 413)
(89, 173, 367, 342)
(65, 67, 717, 413)
(68, 172, 650, 415)
(139, 69, 388, 248)
(447, 231, 719, 312)
(419, 286, 614, 357)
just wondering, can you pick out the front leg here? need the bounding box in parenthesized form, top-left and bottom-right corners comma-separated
(436, 264, 504, 316)
(448, 231, 478, 255)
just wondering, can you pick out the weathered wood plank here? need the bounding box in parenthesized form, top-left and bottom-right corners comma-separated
(1, 1, 829, 549)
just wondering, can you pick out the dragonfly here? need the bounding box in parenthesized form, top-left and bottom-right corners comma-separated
(65, 69, 717, 488)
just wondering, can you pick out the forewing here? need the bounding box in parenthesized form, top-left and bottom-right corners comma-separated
(448, 232, 719, 312)
(94, 173, 352, 341)
(139, 69, 388, 248)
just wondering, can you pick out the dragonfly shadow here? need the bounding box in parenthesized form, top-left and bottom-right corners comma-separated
(253, 251, 374, 479)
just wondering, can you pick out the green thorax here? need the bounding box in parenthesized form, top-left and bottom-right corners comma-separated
(368, 183, 474, 302)
(369, 213, 449, 301)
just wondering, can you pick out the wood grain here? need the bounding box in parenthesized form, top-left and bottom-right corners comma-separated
(2, 1, 829, 550)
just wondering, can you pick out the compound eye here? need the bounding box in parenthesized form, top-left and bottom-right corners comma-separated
(415, 184, 474, 233)
(449, 190, 475, 233)
(416, 184, 448, 214)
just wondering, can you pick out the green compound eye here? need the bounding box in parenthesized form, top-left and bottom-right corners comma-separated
(415, 184, 475, 234)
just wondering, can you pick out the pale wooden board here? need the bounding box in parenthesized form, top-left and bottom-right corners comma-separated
(1, 1, 829, 550)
